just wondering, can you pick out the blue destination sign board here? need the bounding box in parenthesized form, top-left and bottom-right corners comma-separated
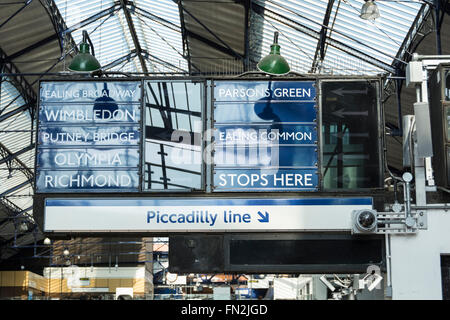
(38, 126, 140, 146)
(213, 81, 318, 192)
(40, 81, 141, 103)
(36, 81, 141, 193)
(37, 148, 139, 169)
(214, 124, 318, 146)
(36, 170, 139, 191)
(214, 169, 319, 191)
(39, 104, 140, 124)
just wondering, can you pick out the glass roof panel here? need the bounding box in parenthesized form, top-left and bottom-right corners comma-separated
(252, 0, 425, 75)
(0, 78, 34, 213)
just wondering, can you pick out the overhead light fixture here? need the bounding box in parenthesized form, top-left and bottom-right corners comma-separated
(68, 30, 101, 72)
(257, 32, 290, 76)
(43, 238, 52, 245)
(360, 0, 380, 20)
(19, 222, 28, 232)
(63, 248, 70, 256)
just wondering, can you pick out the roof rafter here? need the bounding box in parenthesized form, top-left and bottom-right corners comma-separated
(120, 0, 148, 73)
(0, 142, 34, 183)
(0, 48, 36, 106)
(311, 0, 335, 73)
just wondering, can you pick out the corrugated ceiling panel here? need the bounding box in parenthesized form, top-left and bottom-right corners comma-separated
(132, 0, 187, 72)
(54, 0, 139, 72)
(183, 0, 246, 55)
(251, 0, 422, 75)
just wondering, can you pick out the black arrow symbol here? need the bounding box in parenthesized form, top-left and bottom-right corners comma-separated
(332, 109, 369, 118)
(331, 132, 369, 139)
(331, 87, 369, 96)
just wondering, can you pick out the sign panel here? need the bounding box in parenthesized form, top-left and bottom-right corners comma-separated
(213, 169, 318, 191)
(44, 197, 372, 232)
(38, 126, 141, 146)
(37, 148, 140, 169)
(213, 81, 318, 191)
(36, 170, 139, 192)
(36, 81, 141, 193)
(39, 104, 140, 124)
(40, 81, 141, 103)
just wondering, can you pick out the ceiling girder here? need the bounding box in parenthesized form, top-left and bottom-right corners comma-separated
(120, 0, 149, 73)
(0, 179, 33, 198)
(0, 142, 34, 182)
(177, 0, 191, 73)
(0, 48, 36, 105)
(141, 49, 186, 72)
(0, 103, 31, 123)
(101, 50, 138, 71)
(311, 0, 335, 73)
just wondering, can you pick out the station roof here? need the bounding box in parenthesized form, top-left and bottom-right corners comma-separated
(0, 0, 444, 260)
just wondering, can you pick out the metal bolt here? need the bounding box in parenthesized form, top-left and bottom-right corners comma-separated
(419, 222, 424, 227)
(419, 212, 423, 216)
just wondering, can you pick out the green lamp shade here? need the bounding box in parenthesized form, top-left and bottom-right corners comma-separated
(257, 33, 290, 75)
(68, 43, 101, 72)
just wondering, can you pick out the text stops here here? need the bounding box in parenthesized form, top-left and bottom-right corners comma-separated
(214, 170, 318, 190)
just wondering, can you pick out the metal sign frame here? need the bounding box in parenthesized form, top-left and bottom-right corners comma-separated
(35, 79, 143, 193)
(210, 79, 320, 192)
(33, 75, 385, 236)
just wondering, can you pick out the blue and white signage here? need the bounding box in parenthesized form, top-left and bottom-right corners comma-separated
(213, 81, 318, 191)
(39, 126, 140, 146)
(43, 197, 372, 232)
(36, 170, 139, 191)
(36, 81, 141, 193)
(40, 81, 141, 103)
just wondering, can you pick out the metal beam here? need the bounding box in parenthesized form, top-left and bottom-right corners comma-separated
(120, 0, 148, 73)
(0, 205, 33, 232)
(146, 103, 202, 118)
(0, 103, 31, 123)
(44, 0, 78, 56)
(101, 50, 138, 71)
(243, 0, 251, 71)
(0, 144, 35, 166)
(177, 0, 192, 73)
(311, 0, 335, 73)
(0, 47, 36, 105)
(134, 5, 182, 33)
(0, 142, 34, 182)
(141, 49, 186, 72)
(0, 180, 32, 198)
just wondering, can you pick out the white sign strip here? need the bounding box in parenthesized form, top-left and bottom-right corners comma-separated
(44, 198, 372, 232)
